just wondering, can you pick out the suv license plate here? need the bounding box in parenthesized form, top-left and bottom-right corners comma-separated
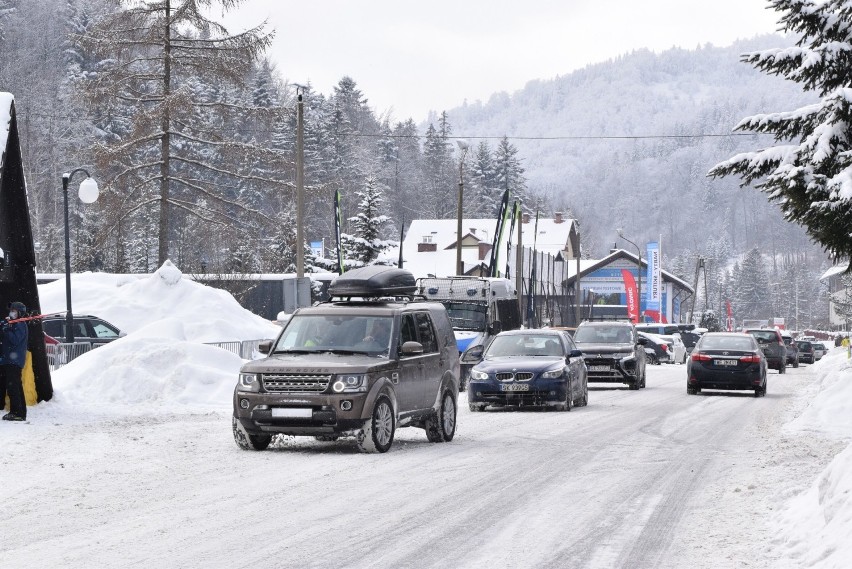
(588, 365, 611, 372)
(714, 359, 737, 367)
(500, 384, 530, 392)
(271, 407, 313, 418)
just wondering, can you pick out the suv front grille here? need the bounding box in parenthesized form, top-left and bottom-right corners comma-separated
(262, 373, 332, 393)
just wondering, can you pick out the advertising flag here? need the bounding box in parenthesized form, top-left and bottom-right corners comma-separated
(334, 190, 344, 274)
(621, 269, 639, 323)
(489, 189, 510, 277)
(646, 241, 661, 320)
(505, 201, 519, 279)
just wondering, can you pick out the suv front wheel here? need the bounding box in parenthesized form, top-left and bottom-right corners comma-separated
(232, 416, 272, 451)
(357, 395, 396, 453)
(426, 390, 457, 442)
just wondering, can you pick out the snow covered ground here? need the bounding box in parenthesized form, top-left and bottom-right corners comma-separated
(2, 268, 851, 567)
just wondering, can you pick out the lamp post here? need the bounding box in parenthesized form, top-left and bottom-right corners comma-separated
(62, 168, 99, 343)
(455, 139, 469, 276)
(617, 229, 642, 324)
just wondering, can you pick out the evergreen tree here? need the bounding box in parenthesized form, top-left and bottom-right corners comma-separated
(493, 136, 527, 205)
(709, 0, 852, 263)
(346, 176, 393, 265)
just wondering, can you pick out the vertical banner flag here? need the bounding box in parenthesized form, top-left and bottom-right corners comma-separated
(527, 211, 540, 326)
(398, 215, 405, 269)
(726, 299, 733, 331)
(621, 269, 639, 323)
(489, 189, 510, 277)
(646, 241, 661, 321)
(505, 201, 519, 279)
(334, 190, 344, 274)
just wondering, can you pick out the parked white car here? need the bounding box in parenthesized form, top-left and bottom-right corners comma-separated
(659, 333, 687, 364)
(813, 342, 827, 360)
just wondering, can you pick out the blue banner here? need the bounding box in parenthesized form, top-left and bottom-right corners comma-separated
(646, 241, 661, 317)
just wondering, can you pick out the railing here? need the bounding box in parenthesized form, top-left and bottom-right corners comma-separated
(46, 338, 272, 372)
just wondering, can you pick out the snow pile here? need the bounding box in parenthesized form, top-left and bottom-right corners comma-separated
(38, 261, 280, 342)
(774, 347, 852, 568)
(51, 318, 243, 413)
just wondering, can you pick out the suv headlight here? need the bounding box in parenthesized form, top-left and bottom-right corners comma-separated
(541, 367, 565, 379)
(469, 369, 489, 381)
(332, 374, 368, 393)
(237, 373, 260, 392)
(620, 352, 636, 362)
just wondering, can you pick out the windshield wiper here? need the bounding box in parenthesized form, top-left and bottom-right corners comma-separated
(274, 348, 321, 354)
(324, 349, 372, 355)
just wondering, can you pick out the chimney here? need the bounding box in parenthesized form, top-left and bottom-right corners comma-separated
(418, 243, 437, 252)
(522, 213, 530, 224)
(554, 212, 564, 224)
(469, 227, 476, 236)
(478, 242, 492, 260)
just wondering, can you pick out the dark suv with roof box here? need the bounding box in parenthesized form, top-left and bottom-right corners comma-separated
(232, 266, 460, 453)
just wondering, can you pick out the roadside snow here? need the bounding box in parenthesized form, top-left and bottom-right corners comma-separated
(50, 318, 243, 415)
(38, 260, 280, 343)
(773, 347, 852, 568)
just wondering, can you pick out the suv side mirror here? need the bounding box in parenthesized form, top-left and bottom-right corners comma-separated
(461, 344, 485, 363)
(401, 341, 424, 355)
(489, 321, 502, 335)
(568, 349, 583, 359)
(258, 340, 272, 354)
(637, 336, 648, 346)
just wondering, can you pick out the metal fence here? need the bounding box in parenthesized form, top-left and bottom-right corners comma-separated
(46, 338, 271, 372)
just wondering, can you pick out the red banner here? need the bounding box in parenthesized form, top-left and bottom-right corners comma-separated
(622, 269, 639, 323)
(726, 300, 733, 331)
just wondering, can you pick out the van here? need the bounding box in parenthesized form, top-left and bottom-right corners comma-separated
(232, 266, 460, 453)
(416, 276, 520, 390)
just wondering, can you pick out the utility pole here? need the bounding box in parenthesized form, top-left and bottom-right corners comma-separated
(295, 87, 305, 278)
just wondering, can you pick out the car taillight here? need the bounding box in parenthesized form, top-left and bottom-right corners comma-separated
(661, 344, 668, 352)
(740, 353, 761, 363)
(691, 352, 711, 362)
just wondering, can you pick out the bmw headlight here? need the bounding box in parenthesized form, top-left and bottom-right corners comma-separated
(332, 374, 368, 393)
(469, 369, 489, 381)
(237, 373, 260, 392)
(541, 367, 566, 379)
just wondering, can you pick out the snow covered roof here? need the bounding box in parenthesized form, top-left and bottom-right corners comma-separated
(820, 264, 849, 281)
(565, 248, 695, 293)
(400, 215, 577, 278)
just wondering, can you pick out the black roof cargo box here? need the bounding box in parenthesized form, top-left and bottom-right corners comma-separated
(328, 266, 416, 297)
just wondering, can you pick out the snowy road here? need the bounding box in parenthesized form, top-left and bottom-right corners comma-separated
(0, 361, 840, 568)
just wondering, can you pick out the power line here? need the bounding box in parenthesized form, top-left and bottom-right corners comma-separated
(20, 110, 766, 141)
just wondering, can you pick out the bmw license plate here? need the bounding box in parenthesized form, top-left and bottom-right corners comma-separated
(714, 359, 737, 367)
(500, 384, 530, 392)
(588, 365, 611, 372)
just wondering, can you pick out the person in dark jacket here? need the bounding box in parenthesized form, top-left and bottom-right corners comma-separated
(2, 301, 29, 421)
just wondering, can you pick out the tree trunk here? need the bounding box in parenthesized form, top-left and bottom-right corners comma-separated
(158, 0, 172, 266)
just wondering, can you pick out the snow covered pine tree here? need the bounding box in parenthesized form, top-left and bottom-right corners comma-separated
(710, 0, 852, 265)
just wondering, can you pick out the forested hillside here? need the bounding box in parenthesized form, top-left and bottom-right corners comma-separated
(0, 0, 832, 326)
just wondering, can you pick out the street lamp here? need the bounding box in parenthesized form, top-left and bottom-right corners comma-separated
(455, 139, 469, 276)
(617, 229, 642, 324)
(62, 168, 99, 343)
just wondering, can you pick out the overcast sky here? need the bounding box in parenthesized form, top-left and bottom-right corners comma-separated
(227, 0, 782, 123)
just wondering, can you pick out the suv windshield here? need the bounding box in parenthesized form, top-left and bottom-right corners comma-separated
(274, 314, 393, 356)
(442, 302, 487, 331)
(574, 325, 633, 344)
(485, 334, 563, 357)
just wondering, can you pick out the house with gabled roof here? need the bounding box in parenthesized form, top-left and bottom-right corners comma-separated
(401, 212, 579, 279)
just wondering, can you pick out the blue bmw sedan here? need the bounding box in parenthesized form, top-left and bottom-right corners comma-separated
(467, 329, 588, 411)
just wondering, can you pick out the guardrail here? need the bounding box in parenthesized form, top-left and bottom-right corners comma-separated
(45, 338, 271, 372)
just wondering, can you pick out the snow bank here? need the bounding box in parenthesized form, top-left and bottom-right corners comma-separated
(774, 347, 852, 568)
(50, 318, 243, 413)
(38, 261, 280, 342)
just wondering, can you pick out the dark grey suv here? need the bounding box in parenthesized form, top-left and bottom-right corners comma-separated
(573, 321, 647, 389)
(41, 315, 123, 346)
(232, 266, 460, 454)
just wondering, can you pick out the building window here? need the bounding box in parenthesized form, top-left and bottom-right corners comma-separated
(422, 235, 433, 243)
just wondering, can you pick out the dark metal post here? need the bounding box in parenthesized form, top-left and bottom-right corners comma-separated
(62, 173, 73, 343)
(296, 90, 305, 278)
